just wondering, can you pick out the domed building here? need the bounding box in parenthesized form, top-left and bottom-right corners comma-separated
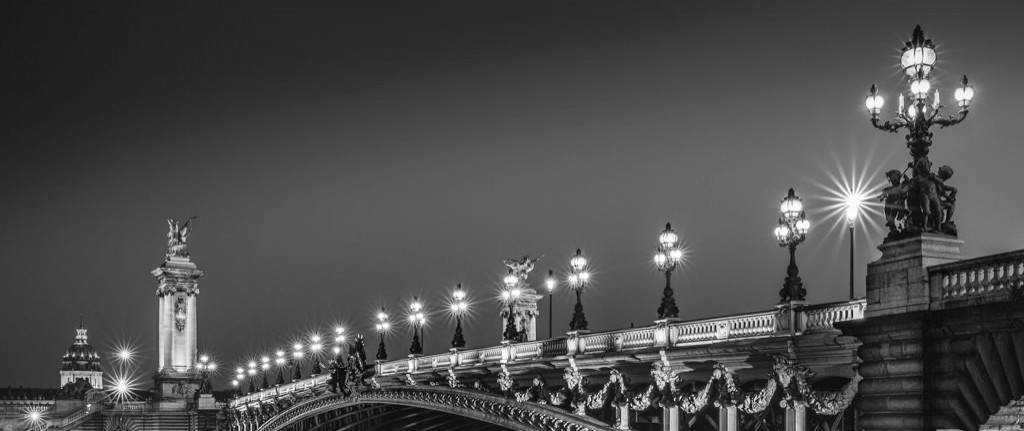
(58, 316, 102, 390)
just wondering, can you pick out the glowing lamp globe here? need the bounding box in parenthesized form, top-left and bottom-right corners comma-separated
(654, 252, 667, 267)
(658, 223, 679, 248)
(865, 85, 884, 115)
(570, 249, 587, 271)
(774, 224, 790, 242)
(954, 76, 974, 108)
(780, 189, 803, 218)
(910, 77, 930, 101)
(503, 271, 519, 288)
(545, 271, 556, 292)
(795, 218, 810, 236)
(901, 46, 936, 77)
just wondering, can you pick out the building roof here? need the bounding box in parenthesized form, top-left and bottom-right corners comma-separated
(61, 316, 101, 372)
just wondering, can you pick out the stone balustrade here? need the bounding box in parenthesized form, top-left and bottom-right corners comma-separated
(930, 249, 1024, 306)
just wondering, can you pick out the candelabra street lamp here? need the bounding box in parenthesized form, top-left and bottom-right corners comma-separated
(309, 335, 324, 375)
(196, 355, 216, 394)
(866, 25, 974, 238)
(545, 270, 556, 339)
(246, 362, 257, 393)
(654, 223, 684, 319)
(234, 367, 245, 396)
(375, 308, 390, 361)
(333, 326, 347, 362)
(774, 188, 811, 303)
(259, 356, 270, 390)
(502, 269, 522, 342)
(450, 284, 468, 349)
(291, 343, 304, 380)
(408, 298, 425, 355)
(567, 249, 591, 331)
(274, 350, 286, 385)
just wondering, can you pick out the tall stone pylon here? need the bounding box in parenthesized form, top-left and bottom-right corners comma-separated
(151, 217, 204, 401)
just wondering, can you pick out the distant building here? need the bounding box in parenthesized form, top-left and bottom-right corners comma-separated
(58, 316, 102, 390)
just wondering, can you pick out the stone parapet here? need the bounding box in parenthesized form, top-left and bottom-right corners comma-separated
(866, 234, 963, 318)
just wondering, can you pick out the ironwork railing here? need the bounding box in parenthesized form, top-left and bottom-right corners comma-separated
(230, 299, 864, 408)
(931, 249, 1024, 304)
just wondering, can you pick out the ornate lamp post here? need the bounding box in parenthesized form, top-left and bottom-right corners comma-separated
(450, 284, 469, 349)
(246, 362, 257, 393)
(234, 367, 245, 396)
(502, 269, 522, 342)
(274, 350, 286, 385)
(333, 326, 346, 361)
(408, 298, 424, 355)
(196, 355, 216, 394)
(845, 198, 862, 300)
(291, 343, 304, 380)
(545, 270, 556, 339)
(866, 25, 973, 238)
(375, 308, 390, 361)
(259, 356, 270, 390)
(567, 249, 591, 331)
(309, 335, 324, 375)
(774, 188, 811, 303)
(654, 223, 684, 319)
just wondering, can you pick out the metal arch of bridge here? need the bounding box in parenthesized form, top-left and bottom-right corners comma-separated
(249, 386, 614, 431)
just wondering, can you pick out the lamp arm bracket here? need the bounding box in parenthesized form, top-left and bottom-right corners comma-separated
(870, 117, 903, 133)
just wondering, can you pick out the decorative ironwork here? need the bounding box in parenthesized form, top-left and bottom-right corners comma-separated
(867, 26, 973, 240)
(775, 188, 809, 302)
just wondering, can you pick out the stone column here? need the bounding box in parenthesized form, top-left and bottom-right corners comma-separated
(663, 406, 679, 431)
(718, 406, 737, 431)
(615, 404, 630, 430)
(785, 404, 805, 431)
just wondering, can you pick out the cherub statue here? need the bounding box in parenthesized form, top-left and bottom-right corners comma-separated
(934, 165, 957, 235)
(879, 169, 908, 238)
(906, 157, 943, 233)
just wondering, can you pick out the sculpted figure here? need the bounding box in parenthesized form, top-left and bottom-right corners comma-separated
(934, 165, 958, 234)
(879, 169, 909, 239)
(166, 216, 197, 258)
(905, 157, 943, 232)
(503, 255, 542, 278)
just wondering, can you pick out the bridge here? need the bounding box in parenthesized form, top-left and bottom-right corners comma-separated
(230, 299, 866, 431)
(227, 240, 1024, 431)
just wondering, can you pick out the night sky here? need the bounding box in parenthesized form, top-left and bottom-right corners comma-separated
(3, 1, 1024, 388)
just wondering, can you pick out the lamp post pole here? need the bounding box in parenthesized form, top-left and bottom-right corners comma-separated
(375, 308, 390, 361)
(502, 269, 521, 342)
(309, 335, 323, 375)
(291, 343, 304, 380)
(849, 222, 855, 300)
(259, 356, 270, 390)
(545, 270, 556, 339)
(451, 284, 468, 349)
(567, 249, 591, 332)
(274, 350, 286, 385)
(654, 223, 683, 319)
(409, 298, 424, 355)
(774, 188, 810, 303)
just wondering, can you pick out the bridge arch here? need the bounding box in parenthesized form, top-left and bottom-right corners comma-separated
(248, 386, 616, 431)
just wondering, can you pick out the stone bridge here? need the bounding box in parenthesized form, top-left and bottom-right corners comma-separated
(230, 299, 866, 431)
(229, 236, 1024, 431)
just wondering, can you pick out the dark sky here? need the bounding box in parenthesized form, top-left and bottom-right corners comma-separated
(3, 1, 1023, 388)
